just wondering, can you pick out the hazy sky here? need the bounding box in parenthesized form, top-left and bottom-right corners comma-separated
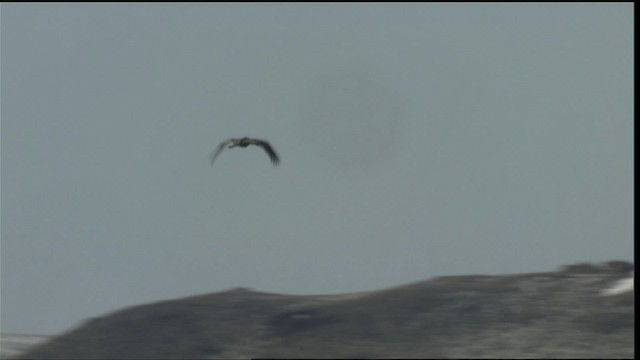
(1, 4, 633, 335)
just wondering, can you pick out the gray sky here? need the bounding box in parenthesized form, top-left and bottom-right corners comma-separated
(1, 4, 633, 335)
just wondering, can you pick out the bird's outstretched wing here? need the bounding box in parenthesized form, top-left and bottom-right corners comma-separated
(209, 139, 233, 167)
(249, 139, 280, 166)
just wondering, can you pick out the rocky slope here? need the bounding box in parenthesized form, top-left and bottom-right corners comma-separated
(19, 261, 634, 359)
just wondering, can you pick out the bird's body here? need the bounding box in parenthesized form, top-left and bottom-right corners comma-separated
(210, 137, 280, 167)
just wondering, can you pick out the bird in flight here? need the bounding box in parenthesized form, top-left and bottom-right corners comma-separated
(210, 137, 280, 167)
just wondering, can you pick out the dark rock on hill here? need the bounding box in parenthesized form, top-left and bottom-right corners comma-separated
(19, 261, 634, 359)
